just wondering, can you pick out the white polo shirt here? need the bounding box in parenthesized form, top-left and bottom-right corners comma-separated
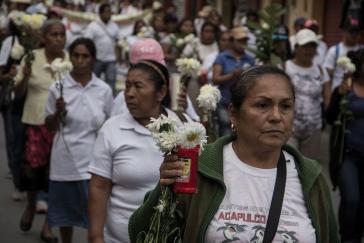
(89, 108, 186, 243)
(84, 19, 119, 62)
(45, 73, 113, 181)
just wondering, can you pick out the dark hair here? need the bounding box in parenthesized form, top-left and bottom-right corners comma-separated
(132, 19, 146, 35)
(129, 60, 171, 107)
(176, 17, 196, 35)
(348, 48, 364, 80)
(69, 38, 97, 59)
(99, 3, 111, 14)
(164, 14, 178, 24)
(201, 21, 219, 39)
(230, 65, 294, 111)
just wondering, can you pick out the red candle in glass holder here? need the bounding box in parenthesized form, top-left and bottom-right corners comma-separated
(173, 145, 200, 194)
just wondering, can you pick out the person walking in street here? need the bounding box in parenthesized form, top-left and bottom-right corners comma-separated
(129, 65, 339, 243)
(14, 19, 68, 243)
(84, 3, 119, 92)
(45, 38, 113, 243)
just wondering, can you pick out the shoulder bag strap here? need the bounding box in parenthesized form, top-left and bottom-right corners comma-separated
(96, 20, 116, 42)
(262, 151, 287, 243)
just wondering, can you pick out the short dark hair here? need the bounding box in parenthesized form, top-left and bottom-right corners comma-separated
(99, 3, 111, 14)
(230, 65, 294, 111)
(129, 60, 171, 107)
(201, 21, 219, 39)
(348, 48, 364, 80)
(69, 38, 97, 59)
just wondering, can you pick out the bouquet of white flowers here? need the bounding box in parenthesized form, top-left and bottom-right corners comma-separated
(138, 115, 207, 242)
(197, 84, 221, 143)
(45, 58, 73, 124)
(175, 57, 201, 111)
(9, 11, 47, 66)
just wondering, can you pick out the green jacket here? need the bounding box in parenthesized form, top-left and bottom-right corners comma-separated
(129, 135, 340, 243)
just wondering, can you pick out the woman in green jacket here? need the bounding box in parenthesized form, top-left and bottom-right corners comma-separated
(129, 65, 339, 242)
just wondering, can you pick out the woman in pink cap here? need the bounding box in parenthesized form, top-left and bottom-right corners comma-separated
(111, 38, 199, 121)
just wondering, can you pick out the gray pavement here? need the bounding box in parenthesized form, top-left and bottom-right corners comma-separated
(0, 118, 87, 243)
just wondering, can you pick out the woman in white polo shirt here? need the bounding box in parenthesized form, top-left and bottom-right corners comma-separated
(88, 60, 190, 243)
(45, 38, 113, 243)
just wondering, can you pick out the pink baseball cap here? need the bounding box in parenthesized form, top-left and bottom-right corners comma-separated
(130, 39, 166, 66)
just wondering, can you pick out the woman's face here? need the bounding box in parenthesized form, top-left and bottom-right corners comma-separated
(219, 32, 232, 51)
(43, 23, 66, 52)
(295, 42, 317, 64)
(153, 16, 166, 33)
(125, 69, 166, 120)
(231, 74, 294, 150)
(180, 20, 194, 35)
(201, 25, 215, 45)
(70, 44, 94, 75)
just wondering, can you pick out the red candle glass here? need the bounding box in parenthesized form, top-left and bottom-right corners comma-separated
(173, 145, 200, 194)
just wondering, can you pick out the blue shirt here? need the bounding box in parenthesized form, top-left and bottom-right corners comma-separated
(213, 50, 255, 106)
(346, 91, 364, 156)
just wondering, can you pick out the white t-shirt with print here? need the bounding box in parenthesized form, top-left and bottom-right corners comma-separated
(205, 143, 316, 243)
(285, 60, 329, 132)
(323, 42, 362, 91)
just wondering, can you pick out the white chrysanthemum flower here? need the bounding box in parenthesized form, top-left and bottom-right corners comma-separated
(197, 84, 221, 111)
(30, 14, 47, 30)
(147, 114, 178, 134)
(176, 38, 185, 48)
(155, 199, 166, 213)
(154, 132, 178, 153)
(177, 122, 207, 149)
(176, 58, 201, 77)
(153, 1, 162, 10)
(337, 56, 356, 73)
(9, 11, 24, 26)
(22, 14, 31, 25)
(337, 56, 351, 67)
(184, 34, 195, 43)
(137, 26, 155, 38)
(10, 41, 25, 60)
(45, 58, 73, 79)
(347, 63, 356, 73)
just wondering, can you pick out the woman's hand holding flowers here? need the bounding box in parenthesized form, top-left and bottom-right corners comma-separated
(159, 154, 184, 186)
(55, 97, 66, 116)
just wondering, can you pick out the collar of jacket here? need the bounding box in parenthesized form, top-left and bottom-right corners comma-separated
(198, 135, 322, 194)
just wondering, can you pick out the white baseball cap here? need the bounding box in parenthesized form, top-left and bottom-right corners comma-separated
(295, 29, 319, 46)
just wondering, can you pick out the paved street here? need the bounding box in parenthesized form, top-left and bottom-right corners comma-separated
(0, 117, 340, 242)
(0, 118, 87, 243)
